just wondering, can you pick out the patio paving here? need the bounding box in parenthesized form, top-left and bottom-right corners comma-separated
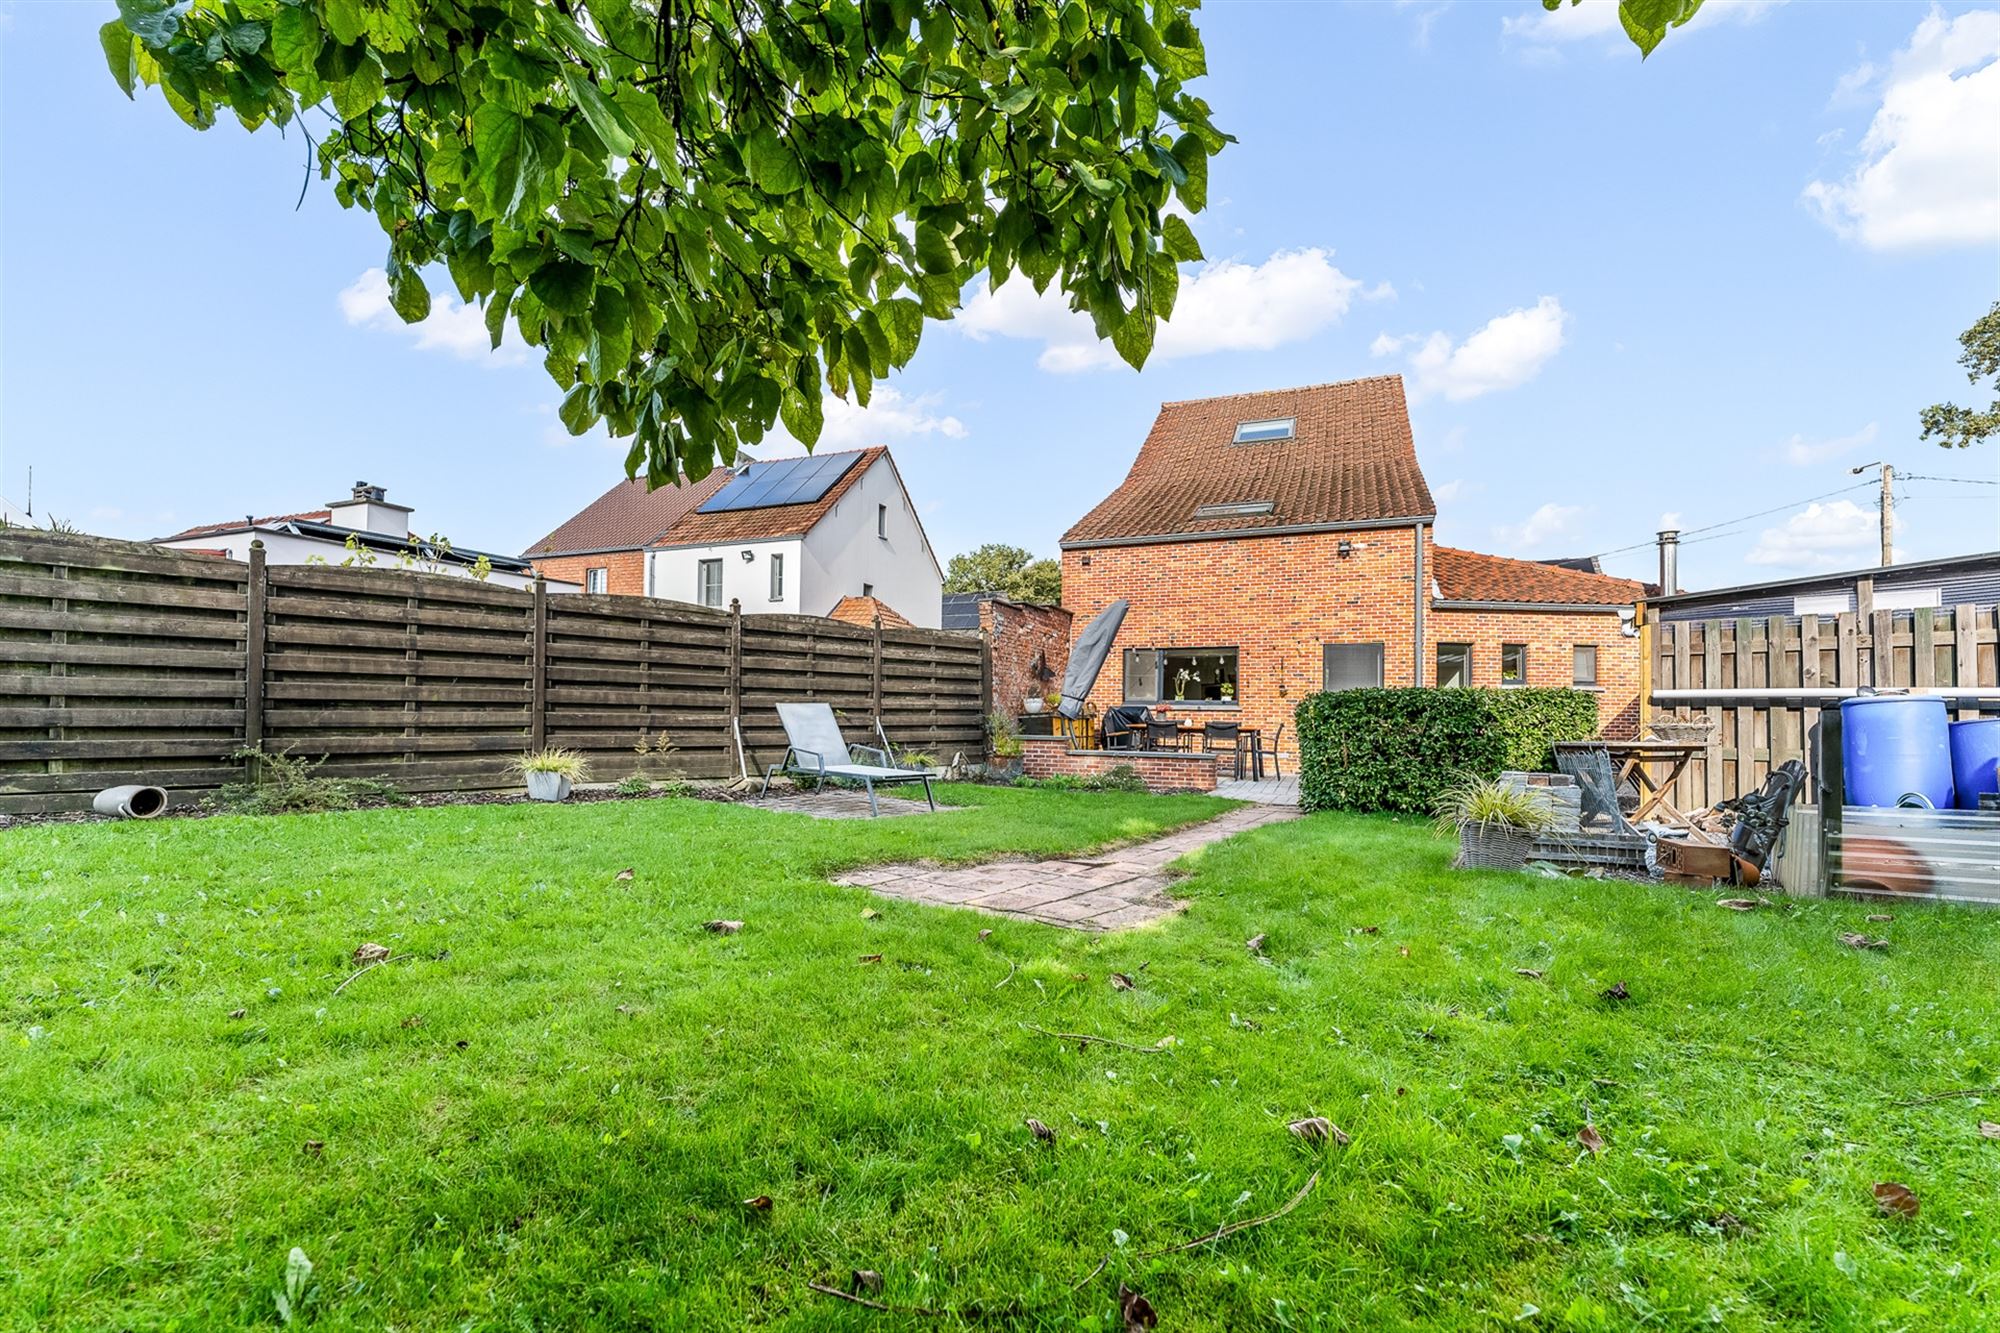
(837, 804, 1299, 930)
(1214, 774, 1299, 805)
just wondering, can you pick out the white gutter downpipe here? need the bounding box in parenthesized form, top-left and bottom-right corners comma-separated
(1413, 522, 1427, 686)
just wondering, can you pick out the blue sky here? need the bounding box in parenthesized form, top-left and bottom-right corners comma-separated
(2, 0, 1996, 590)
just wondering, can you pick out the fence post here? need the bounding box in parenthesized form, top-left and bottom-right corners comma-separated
(728, 599, 744, 728)
(244, 540, 267, 775)
(530, 574, 548, 751)
(870, 614, 885, 721)
(979, 627, 993, 718)
(1816, 706, 1843, 895)
(1855, 577, 1876, 686)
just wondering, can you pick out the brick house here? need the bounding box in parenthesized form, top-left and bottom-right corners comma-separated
(523, 468, 735, 596)
(1059, 376, 1645, 762)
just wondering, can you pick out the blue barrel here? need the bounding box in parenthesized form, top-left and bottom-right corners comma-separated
(1840, 695, 1953, 809)
(1949, 718, 2000, 810)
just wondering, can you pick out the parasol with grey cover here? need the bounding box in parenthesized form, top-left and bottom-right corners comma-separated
(1057, 599, 1128, 719)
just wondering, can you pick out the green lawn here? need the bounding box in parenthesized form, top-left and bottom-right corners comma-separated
(4, 788, 1998, 1331)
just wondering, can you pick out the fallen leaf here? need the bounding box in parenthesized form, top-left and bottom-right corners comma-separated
(1396, 1086, 1408, 1097)
(1110, 972, 1135, 991)
(1352, 925, 1380, 935)
(1711, 1211, 1748, 1235)
(1514, 968, 1544, 980)
(1839, 932, 1889, 950)
(302, 1140, 324, 1157)
(703, 920, 744, 935)
(1287, 1116, 1349, 1146)
(615, 1003, 637, 1015)
(1716, 899, 1759, 911)
(1979, 1121, 2000, 1140)
(1026, 1116, 1056, 1143)
(1071, 972, 1089, 982)
(352, 942, 391, 966)
(1246, 933, 1267, 953)
(978, 928, 993, 941)
(1866, 913, 1894, 923)
(1398, 945, 1411, 958)
(1601, 982, 1631, 1002)
(227, 1007, 247, 1020)
(860, 908, 882, 921)
(1119, 1284, 1158, 1333)
(614, 868, 635, 881)
(850, 1270, 883, 1295)
(454, 1039, 469, 1050)
(742, 1195, 773, 1211)
(400, 1014, 424, 1029)
(1872, 1181, 1919, 1219)
(1577, 1124, 1606, 1155)
(857, 953, 883, 965)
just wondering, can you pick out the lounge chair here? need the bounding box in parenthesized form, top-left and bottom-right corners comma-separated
(760, 702, 937, 817)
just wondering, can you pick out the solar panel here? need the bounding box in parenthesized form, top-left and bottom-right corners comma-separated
(697, 453, 861, 514)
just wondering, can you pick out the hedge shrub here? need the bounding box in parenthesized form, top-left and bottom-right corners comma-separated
(1295, 687, 1600, 815)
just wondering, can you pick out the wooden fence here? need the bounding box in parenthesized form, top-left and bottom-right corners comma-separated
(1645, 606, 2000, 810)
(1, 529, 986, 814)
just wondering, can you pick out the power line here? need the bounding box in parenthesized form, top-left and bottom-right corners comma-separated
(1900, 472, 1998, 486)
(1580, 478, 1877, 562)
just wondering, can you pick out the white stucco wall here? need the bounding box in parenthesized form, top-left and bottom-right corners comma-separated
(647, 537, 804, 613)
(155, 529, 563, 591)
(800, 457, 942, 627)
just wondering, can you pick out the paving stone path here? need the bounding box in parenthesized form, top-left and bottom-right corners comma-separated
(837, 805, 1299, 931)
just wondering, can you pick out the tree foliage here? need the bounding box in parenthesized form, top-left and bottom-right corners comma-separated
(943, 541, 1061, 602)
(1541, 0, 1707, 57)
(1920, 301, 2000, 450)
(101, 0, 1223, 485)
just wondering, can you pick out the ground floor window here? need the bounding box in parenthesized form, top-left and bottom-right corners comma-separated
(697, 558, 723, 608)
(1437, 642, 1472, 688)
(769, 553, 784, 601)
(1501, 642, 1527, 685)
(1573, 644, 1598, 686)
(1123, 647, 1239, 704)
(585, 567, 608, 594)
(1323, 642, 1383, 691)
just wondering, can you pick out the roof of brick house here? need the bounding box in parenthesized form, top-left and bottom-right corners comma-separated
(524, 467, 738, 557)
(158, 510, 334, 542)
(1062, 376, 1437, 547)
(650, 447, 887, 547)
(1432, 546, 1645, 606)
(826, 594, 913, 628)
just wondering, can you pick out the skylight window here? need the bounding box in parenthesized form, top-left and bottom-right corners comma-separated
(1193, 500, 1276, 519)
(1232, 417, 1295, 444)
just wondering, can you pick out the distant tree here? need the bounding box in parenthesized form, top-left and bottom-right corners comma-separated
(944, 543, 1061, 603)
(1921, 302, 2000, 450)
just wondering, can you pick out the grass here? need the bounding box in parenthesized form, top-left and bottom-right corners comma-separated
(4, 788, 1999, 1330)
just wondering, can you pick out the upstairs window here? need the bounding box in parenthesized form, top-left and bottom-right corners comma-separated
(1323, 643, 1384, 692)
(585, 567, 608, 595)
(1233, 418, 1296, 444)
(1501, 643, 1527, 685)
(696, 558, 723, 608)
(1573, 644, 1598, 686)
(769, 553, 784, 601)
(877, 503, 888, 538)
(1192, 500, 1275, 519)
(1437, 642, 1472, 689)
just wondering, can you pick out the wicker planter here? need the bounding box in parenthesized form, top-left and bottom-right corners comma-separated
(1454, 823, 1537, 870)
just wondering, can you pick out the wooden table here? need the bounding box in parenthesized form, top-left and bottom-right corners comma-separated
(1554, 740, 1706, 827)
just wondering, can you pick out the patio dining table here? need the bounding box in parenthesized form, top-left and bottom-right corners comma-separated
(1553, 739, 1705, 828)
(1169, 720, 1265, 779)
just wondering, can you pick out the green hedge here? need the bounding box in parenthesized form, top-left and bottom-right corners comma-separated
(1295, 687, 1600, 815)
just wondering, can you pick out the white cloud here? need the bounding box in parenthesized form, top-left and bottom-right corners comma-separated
(1376, 296, 1569, 401)
(1502, 0, 1785, 53)
(1780, 421, 1878, 467)
(957, 248, 1363, 373)
(339, 268, 528, 365)
(1803, 9, 2000, 250)
(1494, 501, 1586, 552)
(761, 386, 967, 456)
(1746, 498, 1892, 568)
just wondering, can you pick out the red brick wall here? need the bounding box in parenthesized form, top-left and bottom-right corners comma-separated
(1061, 528, 1641, 758)
(981, 599, 1073, 713)
(1019, 737, 1218, 792)
(531, 550, 645, 596)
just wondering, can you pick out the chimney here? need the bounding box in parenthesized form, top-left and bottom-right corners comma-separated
(1656, 528, 1680, 596)
(325, 481, 414, 538)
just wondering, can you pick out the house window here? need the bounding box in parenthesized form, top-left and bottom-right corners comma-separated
(585, 567, 608, 594)
(1322, 643, 1383, 692)
(696, 558, 723, 608)
(769, 553, 784, 601)
(1232, 418, 1296, 444)
(1501, 643, 1527, 685)
(877, 503, 888, 538)
(1193, 500, 1275, 519)
(1573, 644, 1598, 687)
(1436, 642, 1472, 688)
(862, 582, 874, 599)
(1122, 647, 1240, 705)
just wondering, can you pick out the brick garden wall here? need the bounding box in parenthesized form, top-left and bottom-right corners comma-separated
(1019, 737, 1219, 792)
(981, 599, 1072, 714)
(530, 550, 646, 596)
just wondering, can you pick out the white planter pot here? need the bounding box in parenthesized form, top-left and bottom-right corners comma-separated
(1023, 697, 1043, 713)
(525, 771, 574, 802)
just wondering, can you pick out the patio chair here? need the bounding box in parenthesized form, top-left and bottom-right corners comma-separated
(1145, 718, 1185, 752)
(1202, 720, 1248, 779)
(760, 702, 936, 817)
(1258, 722, 1286, 780)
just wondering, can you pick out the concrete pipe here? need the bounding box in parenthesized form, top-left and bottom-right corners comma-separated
(92, 785, 168, 819)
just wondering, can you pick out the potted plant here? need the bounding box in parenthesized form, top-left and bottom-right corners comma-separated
(1219, 682, 1235, 703)
(1433, 776, 1556, 870)
(1023, 694, 1044, 714)
(518, 748, 588, 802)
(1044, 690, 1063, 712)
(987, 710, 1025, 780)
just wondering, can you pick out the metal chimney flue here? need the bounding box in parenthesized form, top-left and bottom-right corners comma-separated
(1656, 528, 1680, 595)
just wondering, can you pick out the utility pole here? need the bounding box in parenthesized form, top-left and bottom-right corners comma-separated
(1850, 461, 1894, 567)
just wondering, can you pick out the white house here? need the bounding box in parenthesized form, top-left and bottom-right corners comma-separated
(634, 447, 941, 627)
(155, 482, 567, 591)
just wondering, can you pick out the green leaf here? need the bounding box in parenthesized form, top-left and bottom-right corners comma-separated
(471, 104, 527, 215)
(611, 86, 681, 185)
(485, 285, 516, 351)
(529, 259, 594, 317)
(589, 285, 632, 380)
(1618, 0, 1705, 57)
(329, 56, 383, 122)
(1112, 301, 1153, 371)
(323, 0, 364, 47)
(562, 68, 636, 161)
(99, 21, 137, 98)
(1161, 214, 1204, 263)
(877, 298, 924, 365)
(780, 387, 823, 448)
(386, 260, 431, 324)
(115, 0, 185, 47)
(994, 84, 1035, 116)
(914, 222, 957, 276)
(223, 20, 266, 56)
(269, 5, 321, 74)
(559, 384, 601, 436)
(743, 128, 804, 195)
(1171, 135, 1208, 212)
